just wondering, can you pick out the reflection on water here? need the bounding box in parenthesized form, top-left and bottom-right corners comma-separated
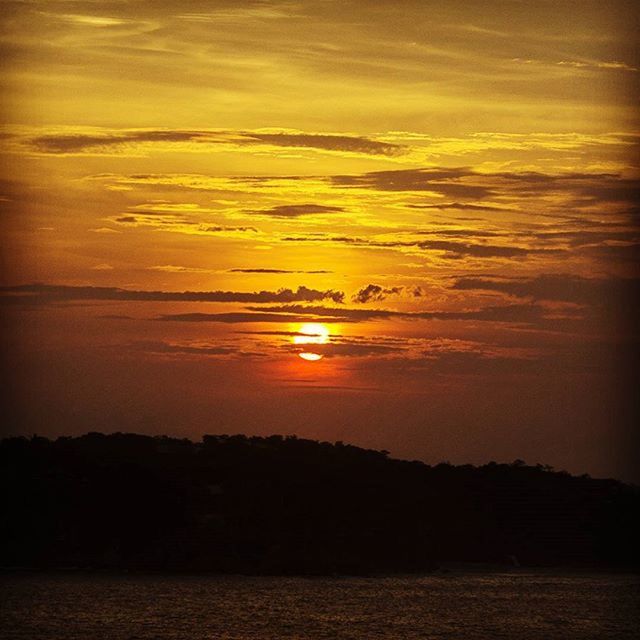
(1, 572, 638, 639)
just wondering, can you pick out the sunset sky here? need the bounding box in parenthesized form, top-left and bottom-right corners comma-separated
(1, 0, 638, 480)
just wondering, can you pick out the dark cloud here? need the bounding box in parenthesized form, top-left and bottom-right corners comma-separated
(132, 340, 237, 357)
(1, 284, 345, 305)
(202, 225, 258, 232)
(156, 312, 352, 324)
(489, 170, 640, 204)
(407, 286, 426, 297)
(414, 229, 500, 238)
(28, 129, 405, 156)
(247, 204, 344, 218)
(282, 234, 557, 260)
(352, 284, 424, 303)
(282, 235, 366, 244)
(30, 131, 206, 153)
(330, 166, 639, 207)
(580, 243, 640, 264)
(86, 167, 638, 217)
(99, 314, 135, 320)
(407, 202, 509, 212)
(406, 339, 640, 376)
(242, 304, 384, 321)
(235, 330, 407, 342)
(246, 303, 556, 325)
(229, 268, 332, 274)
(529, 229, 640, 247)
(353, 284, 402, 303)
(562, 178, 639, 204)
(237, 132, 404, 156)
(287, 341, 402, 358)
(416, 239, 555, 259)
(332, 168, 493, 199)
(452, 274, 640, 306)
(234, 330, 320, 337)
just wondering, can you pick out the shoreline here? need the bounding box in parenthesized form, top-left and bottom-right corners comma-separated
(2, 563, 638, 578)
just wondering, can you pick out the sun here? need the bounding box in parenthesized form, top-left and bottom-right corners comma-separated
(293, 323, 329, 361)
(298, 352, 323, 362)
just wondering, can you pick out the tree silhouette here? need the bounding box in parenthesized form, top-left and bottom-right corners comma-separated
(1, 433, 638, 574)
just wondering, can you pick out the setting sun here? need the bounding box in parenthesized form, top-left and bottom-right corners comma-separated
(298, 352, 323, 362)
(293, 323, 330, 361)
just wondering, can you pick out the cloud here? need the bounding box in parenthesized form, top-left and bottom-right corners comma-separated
(244, 303, 557, 326)
(528, 229, 639, 247)
(90, 227, 121, 234)
(237, 132, 405, 156)
(229, 268, 332, 274)
(352, 284, 402, 303)
(156, 312, 352, 324)
(580, 243, 640, 264)
(111, 206, 260, 235)
(415, 229, 500, 238)
(201, 225, 258, 233)
(135, 327, 534, 365)
(286, 341, 402, 359)
(282, 235, 366, 245)
(132, 340, 237, 357)
(282, 234, 557, 260)
(246, 204, 344, 218)
(331, 168, 493, 199)
(452, 274, 640, 306)
(26, 129, 405, 157)
(416, 239, 555, 259)
(1, 284, 345, 305)
(103, 199, 314, 239)
(352, 284, 424, 303)
(407, 202, 510, 212)
(512, 57, 638, 73)
(148, 265, 212, 273)
(330, 166, 639, 207)
(84, 167, 639, 216)
(30, 131, 204, 154)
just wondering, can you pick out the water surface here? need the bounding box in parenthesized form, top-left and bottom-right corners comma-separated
(1, 572, 638, 639)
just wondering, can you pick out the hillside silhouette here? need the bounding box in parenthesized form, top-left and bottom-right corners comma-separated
(1, 433, 638, 575)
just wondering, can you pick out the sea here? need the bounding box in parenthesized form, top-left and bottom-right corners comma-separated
(1, 571, 638, 639)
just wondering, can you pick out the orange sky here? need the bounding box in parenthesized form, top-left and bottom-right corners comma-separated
(1, 0, 638, 479)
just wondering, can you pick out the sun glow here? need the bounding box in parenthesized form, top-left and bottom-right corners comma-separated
(293, 323, 330, 361)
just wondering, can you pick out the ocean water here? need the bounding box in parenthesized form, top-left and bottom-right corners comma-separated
(1, 572, 638, 639)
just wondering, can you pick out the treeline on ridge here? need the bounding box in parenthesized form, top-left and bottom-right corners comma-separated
(1, 433, 638, 575)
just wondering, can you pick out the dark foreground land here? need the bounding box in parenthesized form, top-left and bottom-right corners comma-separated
(1, 433, 638, 574)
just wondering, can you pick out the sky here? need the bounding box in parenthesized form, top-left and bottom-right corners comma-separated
(1, 0, 639, 480)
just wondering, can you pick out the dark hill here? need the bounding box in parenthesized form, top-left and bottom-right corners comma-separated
(1, 433, 638, 574)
